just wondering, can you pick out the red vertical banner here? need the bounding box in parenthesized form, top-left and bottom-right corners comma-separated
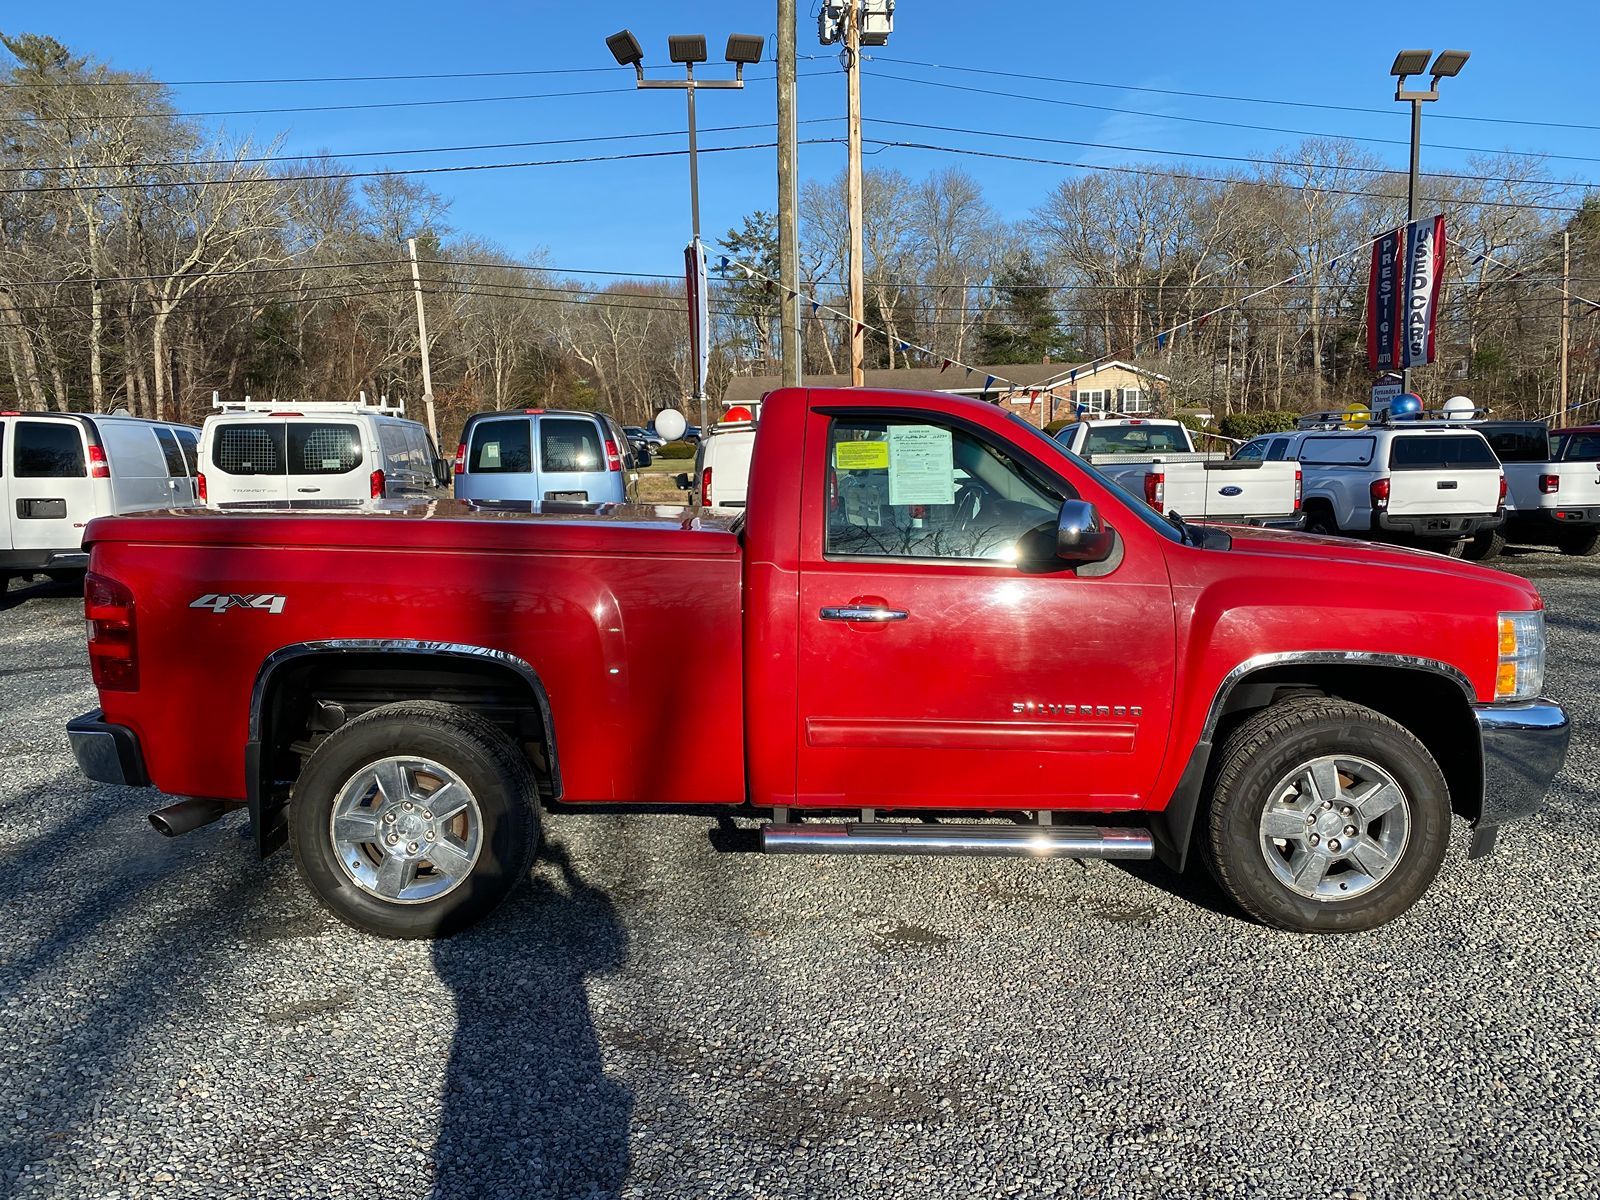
(1402, 215, 1447, 369)
(1367, 227, 1404, 371)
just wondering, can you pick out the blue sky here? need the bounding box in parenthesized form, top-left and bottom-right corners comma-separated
(15, 1, 1600, 278)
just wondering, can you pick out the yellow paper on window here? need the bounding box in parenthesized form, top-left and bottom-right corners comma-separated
(834, 440, 889, 470)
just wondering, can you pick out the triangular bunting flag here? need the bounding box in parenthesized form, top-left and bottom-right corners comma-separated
(940, 359, 952, 373)
(811, 301, 820, 316)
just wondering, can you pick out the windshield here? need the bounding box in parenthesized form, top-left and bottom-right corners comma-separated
(1006, 415, 1182, 544)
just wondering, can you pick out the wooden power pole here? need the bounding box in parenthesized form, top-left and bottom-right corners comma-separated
(845, 0, 865, 387)
(1559, 230, 1571, 425)
(778, 0, 802, 387)
(406, 237, 441, 449)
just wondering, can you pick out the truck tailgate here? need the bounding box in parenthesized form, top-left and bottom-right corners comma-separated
(1388, 467, 1500, 516)
(1183, 460, 1299, 520)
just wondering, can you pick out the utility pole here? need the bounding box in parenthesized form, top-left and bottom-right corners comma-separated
(777, 0, 802, 387)
(1559, 230, 1572, 425)
(845, 0, 865, 386)
(406, 237, 440, 448)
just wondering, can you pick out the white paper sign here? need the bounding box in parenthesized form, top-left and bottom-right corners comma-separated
(887, 425, 955, 506)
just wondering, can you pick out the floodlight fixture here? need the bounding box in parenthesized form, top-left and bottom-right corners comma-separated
(1390, 49, 1433, 78)
(668, 34, 708, 65)
(1430, 49, 1470, 79)
(725, 33, 765, 66)
(606, 29, 644, 68)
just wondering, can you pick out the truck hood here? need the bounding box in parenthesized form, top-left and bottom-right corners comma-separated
(1218, 525, 1543, 608)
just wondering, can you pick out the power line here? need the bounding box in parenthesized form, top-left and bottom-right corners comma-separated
(868, 54, 1600, 136)
(1, 118, 846, 175)
(861, 138, 1584, 214)
(865, 68, 1600, 167)
(2, 139, 838, 196)
(0, 65, 621, 89)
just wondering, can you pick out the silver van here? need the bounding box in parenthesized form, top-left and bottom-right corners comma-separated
(453, 409, 638, 505)
(1, 411, 199, 585)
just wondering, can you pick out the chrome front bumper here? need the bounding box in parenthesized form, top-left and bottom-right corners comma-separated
(1469, 699, 1570, 857)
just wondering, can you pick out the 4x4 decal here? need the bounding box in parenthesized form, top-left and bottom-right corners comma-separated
(189, 593, 286, 614)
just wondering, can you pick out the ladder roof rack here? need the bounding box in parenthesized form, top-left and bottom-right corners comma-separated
(211, 391, 406, 417)
(1295, 406, 1492, 431)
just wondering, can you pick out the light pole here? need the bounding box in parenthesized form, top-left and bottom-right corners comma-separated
(608, 30, 764, 431)
(1391, 48, 1469, 396)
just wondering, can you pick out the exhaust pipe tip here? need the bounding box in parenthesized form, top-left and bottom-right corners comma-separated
(148, 798, 238, 838)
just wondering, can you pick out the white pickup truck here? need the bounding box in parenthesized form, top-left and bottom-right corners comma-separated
(1476, 420, 1600, 558)
(1244, 420, 1505, 555)
(1054, 418, 1302, 526)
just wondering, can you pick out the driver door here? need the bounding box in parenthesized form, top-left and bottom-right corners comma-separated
(794, 409, 1177, 812)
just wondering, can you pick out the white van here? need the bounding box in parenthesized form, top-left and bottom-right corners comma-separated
(198, 398, 442, 511)
(0, 410, 199, 585)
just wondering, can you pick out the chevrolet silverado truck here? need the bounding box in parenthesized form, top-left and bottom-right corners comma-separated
(1055, 417, 1302, 526)
(67, 387, 1570, 939)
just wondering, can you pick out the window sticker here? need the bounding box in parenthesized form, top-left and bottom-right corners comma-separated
(834, 440, 889, 470)
(482, 442, 502, 468)
(887, 424, 955, 505)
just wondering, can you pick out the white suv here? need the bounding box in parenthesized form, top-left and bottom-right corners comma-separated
(1, 410, 199, 587)
(198, 398, 441, 510)
(1246, 420, 1504, 554)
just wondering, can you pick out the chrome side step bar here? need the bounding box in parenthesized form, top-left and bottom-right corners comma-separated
(761, 822, 1154, 860)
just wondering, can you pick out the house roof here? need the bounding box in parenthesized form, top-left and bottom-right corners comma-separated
(721, 359, 1169, 404)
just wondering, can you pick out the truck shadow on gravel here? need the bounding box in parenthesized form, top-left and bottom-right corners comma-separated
(428, 840, 631, 1199)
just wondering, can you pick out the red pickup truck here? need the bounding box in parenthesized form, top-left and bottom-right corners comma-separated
(67, 386, 1570, 938)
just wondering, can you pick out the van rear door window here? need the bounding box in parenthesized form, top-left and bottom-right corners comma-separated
(468, 418, 532, 473)
(214, 424, 286, 475)
(540, 418, 603, 473)
(288, 423, 363, 475)
(153, 427, 189, 476)
(14, 422, 86, 477)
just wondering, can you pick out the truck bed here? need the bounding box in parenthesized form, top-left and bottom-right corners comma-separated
(84, 501, 746, 807)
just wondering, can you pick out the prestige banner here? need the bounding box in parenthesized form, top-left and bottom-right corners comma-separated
(1367, 227, 1404, 371)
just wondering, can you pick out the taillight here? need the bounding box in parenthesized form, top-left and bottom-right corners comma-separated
(85, 572, 137, 692)
(370, 468, 386, 499)
(1143, 471, 1165, 510)
(197, 472, 208, 502)
(453, 444, 467, 475)
(700, 466, 713, 507)
(604, 437, 622, 472)
(88, 444, 110, 479)
(1293, 468, 1303, 512)
(1370, 478, 1391, 510)
(1498, 475, 1508, 505)
(1539, 473, 1558, 495)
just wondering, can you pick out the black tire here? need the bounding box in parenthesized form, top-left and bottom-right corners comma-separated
(289, 700, 540, 938)
(1204, 699, 1451, 933)
(1462, 529, 1505, 561)
(1557, 528, 1600, 557)
(1303, 506, 1341, 538)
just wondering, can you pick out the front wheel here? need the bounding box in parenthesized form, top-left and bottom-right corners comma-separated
(1205, 699, 1451, 933)
(289, 700, 540, 938)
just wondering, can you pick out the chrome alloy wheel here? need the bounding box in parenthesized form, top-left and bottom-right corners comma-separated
(329, 756, 483, 904)
(1258, 754, 1412, 901)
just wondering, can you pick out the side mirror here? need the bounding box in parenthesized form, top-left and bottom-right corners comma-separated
(674, 472, 691, 490)
(1056, 499, 1114, 564)
(433, 457, 451, 487)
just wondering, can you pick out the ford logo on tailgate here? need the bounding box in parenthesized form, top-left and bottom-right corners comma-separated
(1218, 485, 1243, 497)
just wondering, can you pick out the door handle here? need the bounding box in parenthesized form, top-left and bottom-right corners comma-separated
(819, 605, 908, 622)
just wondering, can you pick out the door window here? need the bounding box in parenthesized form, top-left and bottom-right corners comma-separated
(1300, 436, 1375, 466)
(1265, 438, 1290, 462)
(14, 422, 86, 477)
(825, 417, 1064, 562)
(1233, 439, 1267, 461)
(468, 418, 532, 473)
(288, 423, 363, 475)
(153, 427, 189, 477)
(214, 424, 286, 475)
(173, 428, 200, 475)
(540, 418, 603, 473)
(1558, 432, 1600, 462)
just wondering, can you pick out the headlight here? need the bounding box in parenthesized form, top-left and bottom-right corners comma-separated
(1496, 611, 1546, 702)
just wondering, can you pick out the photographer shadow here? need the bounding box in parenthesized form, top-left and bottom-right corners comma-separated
(429, 840, 632, 1199)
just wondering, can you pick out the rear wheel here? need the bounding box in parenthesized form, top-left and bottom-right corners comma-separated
(1303, 506, 1341, 538)
(1205, 699, 1451, 933)
(1557, 528, 1600, 557)
(289, 700, 540, 938)
(1462, 530, 1505, 561)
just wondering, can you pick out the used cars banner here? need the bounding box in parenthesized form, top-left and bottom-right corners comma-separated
(1401, 215, 1447, 369)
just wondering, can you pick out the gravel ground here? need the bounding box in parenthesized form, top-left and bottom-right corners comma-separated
(0, 551, 1596, 1200)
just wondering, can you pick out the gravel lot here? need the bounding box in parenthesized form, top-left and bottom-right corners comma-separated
(1, 551, 1596, 1200)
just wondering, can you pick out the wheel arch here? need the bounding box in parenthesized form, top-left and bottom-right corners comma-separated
(248, 640, 559, 858)
(1153, 653, 1483, 871)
